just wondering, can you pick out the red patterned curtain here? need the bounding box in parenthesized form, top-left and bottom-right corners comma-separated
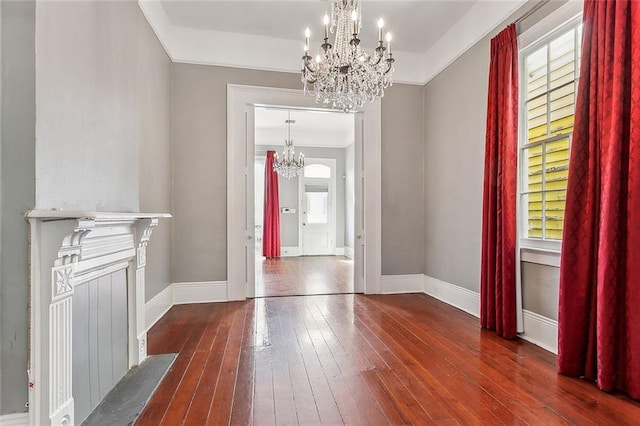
(263, 151, 281, 258)
(480, 24, 518, 339)
(558, 0, 640, 399)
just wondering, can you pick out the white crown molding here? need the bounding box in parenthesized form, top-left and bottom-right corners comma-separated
(138, 0, 528, 86)
(421, 0, 528, 84)
(138, 0, 178, 59)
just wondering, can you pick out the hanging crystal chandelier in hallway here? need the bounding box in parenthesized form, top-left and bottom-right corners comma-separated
(273, 112, 304, 179)
(301, 0, 395, 112)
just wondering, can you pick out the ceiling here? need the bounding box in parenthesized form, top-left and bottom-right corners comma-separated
(139, 0, 530, 84)
(160, 1, 477, 54)
(255, 107, 355, 148)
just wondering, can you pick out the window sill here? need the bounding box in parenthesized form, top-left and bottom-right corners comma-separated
(520, 242, 561, 268)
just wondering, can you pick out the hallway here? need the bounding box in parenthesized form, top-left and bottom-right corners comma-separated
(136, 294, 640, 425)
(255, 256, 354, 297)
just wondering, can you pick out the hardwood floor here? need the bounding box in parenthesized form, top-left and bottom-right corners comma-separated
(137, 294, 640, 425)
(255, 256, 353, 297)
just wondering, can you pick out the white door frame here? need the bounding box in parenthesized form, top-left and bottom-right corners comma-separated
(227, 84, 381, 300)
(298, 158, 337, 256)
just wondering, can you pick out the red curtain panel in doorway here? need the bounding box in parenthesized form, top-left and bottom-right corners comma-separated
(480, 24, 518, 339)
(263, 151, 281, 258)
(557, 0, 640, 400)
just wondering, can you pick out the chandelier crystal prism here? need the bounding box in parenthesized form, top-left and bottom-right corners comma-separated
(301, 0, 395, 112)
(273, 113, 305, 180)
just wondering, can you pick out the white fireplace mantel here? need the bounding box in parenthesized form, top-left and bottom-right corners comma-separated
(26, 210, 171, 426)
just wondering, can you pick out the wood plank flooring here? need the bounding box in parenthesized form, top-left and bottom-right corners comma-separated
(136, 294, 640, 425)
(255, 256, 353, 297)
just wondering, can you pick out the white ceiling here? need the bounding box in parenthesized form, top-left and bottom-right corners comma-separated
(160, 1, 477, 54)
(255, 107, 355, 148)
(139, 0, 530, 84)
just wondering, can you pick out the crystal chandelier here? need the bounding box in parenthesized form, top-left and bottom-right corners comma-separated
(301, 0, 395, 112)
(273, 112, 304, 179)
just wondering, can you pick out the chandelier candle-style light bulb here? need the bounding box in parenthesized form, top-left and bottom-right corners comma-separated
(323, 14, 330, 39)
(301, 0, 396, 112)
(386, 32, 392, 54)
(351, 10, 358, 34)
(304, 28, 311, 55)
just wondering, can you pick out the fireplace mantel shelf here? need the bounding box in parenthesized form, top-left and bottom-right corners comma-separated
(26, 210, 172, 220)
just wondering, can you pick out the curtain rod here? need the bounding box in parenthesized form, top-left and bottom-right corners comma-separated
(514, 0, 550, 25)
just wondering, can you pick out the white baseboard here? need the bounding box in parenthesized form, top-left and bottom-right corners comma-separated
(145, 285, 173, 332)
(281, 246, 299, 257)
(145, 281, 228, 331)
(521, 309, 558, 354)
(280, 247, 348, 257)
(421, 276, 557, 354)
(423, 275, 480, 318)
(172, 281, 228, 305)
(0, 413, 28, 426)
(381, 274, 425, 294)
(344, 247, 354, 259)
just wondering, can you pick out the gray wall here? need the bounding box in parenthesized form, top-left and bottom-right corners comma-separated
(0, 2, 3, 407)
(172, 64, 302, 283)
(172, 62, 426, 283)
(0, 0, 36, 414)
(136, 7, 173, 301)
(522, 262, 559, 320)
(423, 36, 488, 292)
(34, 1, 172, 299)
(382, 84, 425, 275)
(35, 1, 137, 212)
(0, 0, 172, 415)
(259, 145, 347, 249)
(422, 0, 568, 318)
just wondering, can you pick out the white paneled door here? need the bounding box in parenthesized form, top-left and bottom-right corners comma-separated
(299, 159, 336, 256)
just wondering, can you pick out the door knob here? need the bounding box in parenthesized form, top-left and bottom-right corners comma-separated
(247, 235, 253, 240)
(302, 223, 306, 226)
(357, 235, 362, 239)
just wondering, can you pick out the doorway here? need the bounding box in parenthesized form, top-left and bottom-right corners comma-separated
(227, 85, 381, 301)
(255, 108, 354, 297)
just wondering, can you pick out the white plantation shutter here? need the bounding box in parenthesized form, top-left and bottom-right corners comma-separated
(521, 19, 582, 241)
